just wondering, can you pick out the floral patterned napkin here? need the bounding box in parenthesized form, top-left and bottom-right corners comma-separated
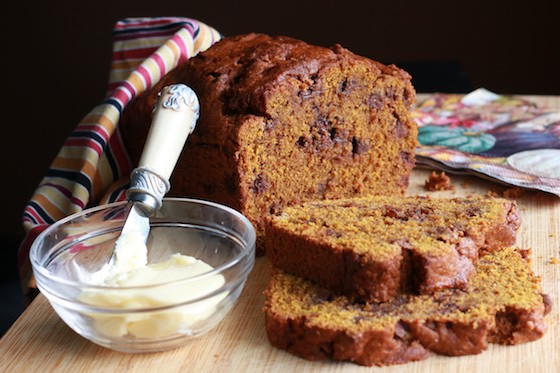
(412, 88, 560, 197)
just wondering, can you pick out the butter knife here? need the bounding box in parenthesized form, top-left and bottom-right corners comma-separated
(107, 83, 200, 272)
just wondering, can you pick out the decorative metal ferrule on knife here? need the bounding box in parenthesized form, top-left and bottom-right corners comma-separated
(126, 167, 171, 216)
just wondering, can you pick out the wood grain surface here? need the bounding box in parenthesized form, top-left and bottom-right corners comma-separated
(1, 96, 558, 373)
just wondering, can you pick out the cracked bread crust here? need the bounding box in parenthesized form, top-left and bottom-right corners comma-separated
(265, 195, 520, 302)
(120, 33, 417, 253)
(263, 247, 549, 367)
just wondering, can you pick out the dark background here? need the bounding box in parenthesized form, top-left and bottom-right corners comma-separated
(1, 0, 558, 333)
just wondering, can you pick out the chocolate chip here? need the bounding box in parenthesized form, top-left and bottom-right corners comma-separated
(325, 228, 343, 238)
(316, 182, 327, 194)
(384, 206, 400, 219)
(252, 174, 269, 194)
(299, 113, 337, 152)
(400, 151, 415, 167)
(338, 78, 355, 94)
(264, 118, 276, 132)
(298, 89, 312, 99)
(403, 87, 414, 107)
(394, 321, 411, 340)
(352, 137, 370, 155)
(465, 207, 482, 217)
(385, 85, 398, 101)
(233, 74, 243, 84)
(368, 94, 383, 110)
(269, 202, 282, 215)
(394, 116, 409, 138)
(315, 113, 329, 128)
(383, 206, 407, 221)
(339, 78, 348, 92)
(424, 321, 437, 332)
(408, 206, 433, 222)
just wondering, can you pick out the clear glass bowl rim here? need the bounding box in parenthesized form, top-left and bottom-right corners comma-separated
(30, 197, 256, 292)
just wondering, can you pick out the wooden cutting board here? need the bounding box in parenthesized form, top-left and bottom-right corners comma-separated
(1, 96, 559, 372)
(1, 167, 558, 373)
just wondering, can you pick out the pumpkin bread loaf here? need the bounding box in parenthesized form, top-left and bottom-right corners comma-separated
(119, 33, 418, 252)
(265, 195, 520, 302)
(263, 247, 550, 367)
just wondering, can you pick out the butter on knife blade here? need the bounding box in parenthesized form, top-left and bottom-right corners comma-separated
(92, 84, 200, 283)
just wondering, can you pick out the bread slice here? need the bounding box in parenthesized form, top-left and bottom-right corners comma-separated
(265, 195, 519, 302)
(263, 247, 550, 367)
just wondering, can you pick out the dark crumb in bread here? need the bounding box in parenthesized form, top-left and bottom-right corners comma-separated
(424, 171, 455, 191)
(263, 247, 550, 367)
(265, 195, 520, 302)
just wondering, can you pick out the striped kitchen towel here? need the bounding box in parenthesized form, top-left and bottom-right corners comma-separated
(18, 17, 221, 303)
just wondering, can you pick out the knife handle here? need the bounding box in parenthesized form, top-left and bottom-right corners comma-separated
(139, 84, 200, 178)
(127, 84, 200, 215)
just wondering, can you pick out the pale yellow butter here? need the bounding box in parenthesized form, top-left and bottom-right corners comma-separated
(78, 253, 226, 339)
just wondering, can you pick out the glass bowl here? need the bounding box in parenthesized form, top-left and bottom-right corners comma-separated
(30, 197, 256, 353)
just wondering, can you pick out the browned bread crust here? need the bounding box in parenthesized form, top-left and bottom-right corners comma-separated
(265, 195, 520, 302)
(120, 33, 417, 252)
(263, 247, 550, 367)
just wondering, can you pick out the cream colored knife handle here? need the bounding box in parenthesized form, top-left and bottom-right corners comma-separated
(139, 84, 199, 177)
(127, 84, 199, 215)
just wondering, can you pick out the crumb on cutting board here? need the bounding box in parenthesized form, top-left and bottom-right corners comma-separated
(487, 186, 525, 199)
(486, 190, 500, 197)
(424, 171, 455, 191)
(503, 187, 524, 199)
